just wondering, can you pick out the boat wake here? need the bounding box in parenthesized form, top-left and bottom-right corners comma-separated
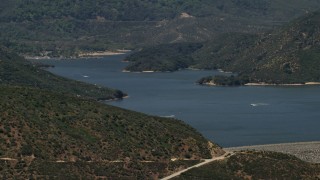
(161, 115, 175, 118)
(250, 103, 269, 107)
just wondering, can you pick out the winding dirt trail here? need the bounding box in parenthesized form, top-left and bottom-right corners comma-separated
(161, 152, 232, 180)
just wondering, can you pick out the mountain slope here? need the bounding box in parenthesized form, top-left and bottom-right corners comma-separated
(123, 33, 258, 72)
(174, 151, 320, 179)
(198, 11, 320, 84)
(2, 0, 319, 22)
(0, 85, 223, 178)
(192, 33, 259, 70)
(234, 11, 320, 83)
(2, 0, 320, 56)
(0, 46, 125, 100)
(126, 11, 320, 84)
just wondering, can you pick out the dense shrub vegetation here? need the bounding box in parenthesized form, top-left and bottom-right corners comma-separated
(125, 43, 203, 72)
(126, 11, 320, 84)
(175, 151, 320, 179)
(0, 85, 221, 178)
(1, 0, 320, 56)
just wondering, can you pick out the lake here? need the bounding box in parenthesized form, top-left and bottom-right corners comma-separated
(38, 55, 320, 147)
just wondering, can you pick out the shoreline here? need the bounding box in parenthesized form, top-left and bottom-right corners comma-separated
(78, 50, 130, 57)
(245, 82, 320, 86)
(225, 141, 320, 163)
(24, 49, 131, 60)
(201, 81, 320, 86)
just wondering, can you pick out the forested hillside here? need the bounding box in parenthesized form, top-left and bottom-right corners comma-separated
(126, 11, 320, 84)
(0, 86, 223, 178)
(197, 11, 320, 84)
(174, 151, 320, 179)
(125, 43, 203, 72)
(1, 0, 318, 22)
(1, 0, 320, 56)
(1, 0, 213, 21)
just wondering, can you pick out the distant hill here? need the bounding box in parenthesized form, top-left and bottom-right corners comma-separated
(126, 11, 320, 84)
(174, 151, 320, 179)
(1, 0, 320, 56)
(197, 11, 320, 84)
(2, 0, 318, 22)
(0, 46, 125, 100)
(0, 86, 223, 178)
(231, 11, 320, 83)
(124, 33, 257, 72)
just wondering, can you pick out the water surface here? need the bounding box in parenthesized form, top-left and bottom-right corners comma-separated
(38, 55, 320, 147)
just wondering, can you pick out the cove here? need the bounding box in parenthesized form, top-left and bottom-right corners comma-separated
(36, 55, 320, 147)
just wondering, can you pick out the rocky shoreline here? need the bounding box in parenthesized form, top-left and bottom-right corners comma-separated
(225, 141, 320, 163)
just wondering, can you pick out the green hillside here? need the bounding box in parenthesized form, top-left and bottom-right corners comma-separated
(0, 46, 125, 100)
(1, 158, 206, 179)
(3, 0, 318, 22)
(0, 0, 210, 22)
(2, 0, 320, 56)
(0, 85, 223, 178)
(125, 43, 203, 72)
(192, 33, 259, 70)
(232, 11, 320, 84)
(124, 33, 258, 72)
(126, 11, 320, 84)
(174, 151, 320, 179)
(197, 11, 320, 85)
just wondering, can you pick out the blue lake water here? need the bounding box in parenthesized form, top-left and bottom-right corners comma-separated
(37, 55, 320, 147)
